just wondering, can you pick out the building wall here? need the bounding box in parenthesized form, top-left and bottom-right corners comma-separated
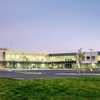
(82, 52, 98, 63)
(0, 47, 100, 69)
(76, 52, 98, 68)
(5, 52, 47, 61)
(0, 48, 8, 68)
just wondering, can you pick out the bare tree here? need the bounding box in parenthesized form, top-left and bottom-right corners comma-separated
(76, 48, 85, 73)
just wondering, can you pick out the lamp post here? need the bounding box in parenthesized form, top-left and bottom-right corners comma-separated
(89, 49, 94, 71)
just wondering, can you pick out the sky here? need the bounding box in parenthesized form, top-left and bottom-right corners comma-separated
(0, 0, 100, 53)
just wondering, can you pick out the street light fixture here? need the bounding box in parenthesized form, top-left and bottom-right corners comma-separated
(89, 49, 94, 71)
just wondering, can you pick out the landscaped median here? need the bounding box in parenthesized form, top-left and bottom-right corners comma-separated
(0, 77, 100, 100)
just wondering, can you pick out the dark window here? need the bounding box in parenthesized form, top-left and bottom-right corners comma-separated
(87, 56, 90, 61)
(3, 52, 5, 59)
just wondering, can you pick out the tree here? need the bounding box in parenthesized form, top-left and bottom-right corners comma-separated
(76, 48, 85, 73)
(21, 53, 29, 69)
(1, 60, 7, 70)
(50, 61, 54, 69)
(23, 56, 29, 69)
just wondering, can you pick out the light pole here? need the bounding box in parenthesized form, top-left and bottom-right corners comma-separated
(89, 49, 94, 71)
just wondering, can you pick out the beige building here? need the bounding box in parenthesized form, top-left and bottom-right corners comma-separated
(0, 47, 100, 69)
(0, 48, 8, 68)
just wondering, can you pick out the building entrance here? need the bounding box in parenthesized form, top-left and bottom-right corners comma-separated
(65, 63, 72, 68)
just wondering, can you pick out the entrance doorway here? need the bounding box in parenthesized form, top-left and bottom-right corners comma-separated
(65, 63, 72, 69)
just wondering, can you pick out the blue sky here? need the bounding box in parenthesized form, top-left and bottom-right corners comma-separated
(0, 0, 100, 52)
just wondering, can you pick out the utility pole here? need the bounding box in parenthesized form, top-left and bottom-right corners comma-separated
(89, 49, 94, 71)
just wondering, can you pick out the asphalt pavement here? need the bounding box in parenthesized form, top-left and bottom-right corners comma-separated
(0, 69, 100, 79)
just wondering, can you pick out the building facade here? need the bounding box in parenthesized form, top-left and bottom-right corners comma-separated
(0, 47, 100, 69)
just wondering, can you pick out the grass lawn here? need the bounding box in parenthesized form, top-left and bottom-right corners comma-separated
(0, 77, 100, 100)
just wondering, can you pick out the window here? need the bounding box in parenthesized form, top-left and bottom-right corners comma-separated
(98, 56, 100, 61)
(92, 56, 95, 61)
(87, 56, 90, 61)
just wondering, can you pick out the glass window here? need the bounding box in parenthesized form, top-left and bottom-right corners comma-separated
(87, 56, 90, 61)
(92, 56, 95, 61)
(98, 56, 100, 61)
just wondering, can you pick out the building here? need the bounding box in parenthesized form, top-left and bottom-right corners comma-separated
(0, 47, 100, 69)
